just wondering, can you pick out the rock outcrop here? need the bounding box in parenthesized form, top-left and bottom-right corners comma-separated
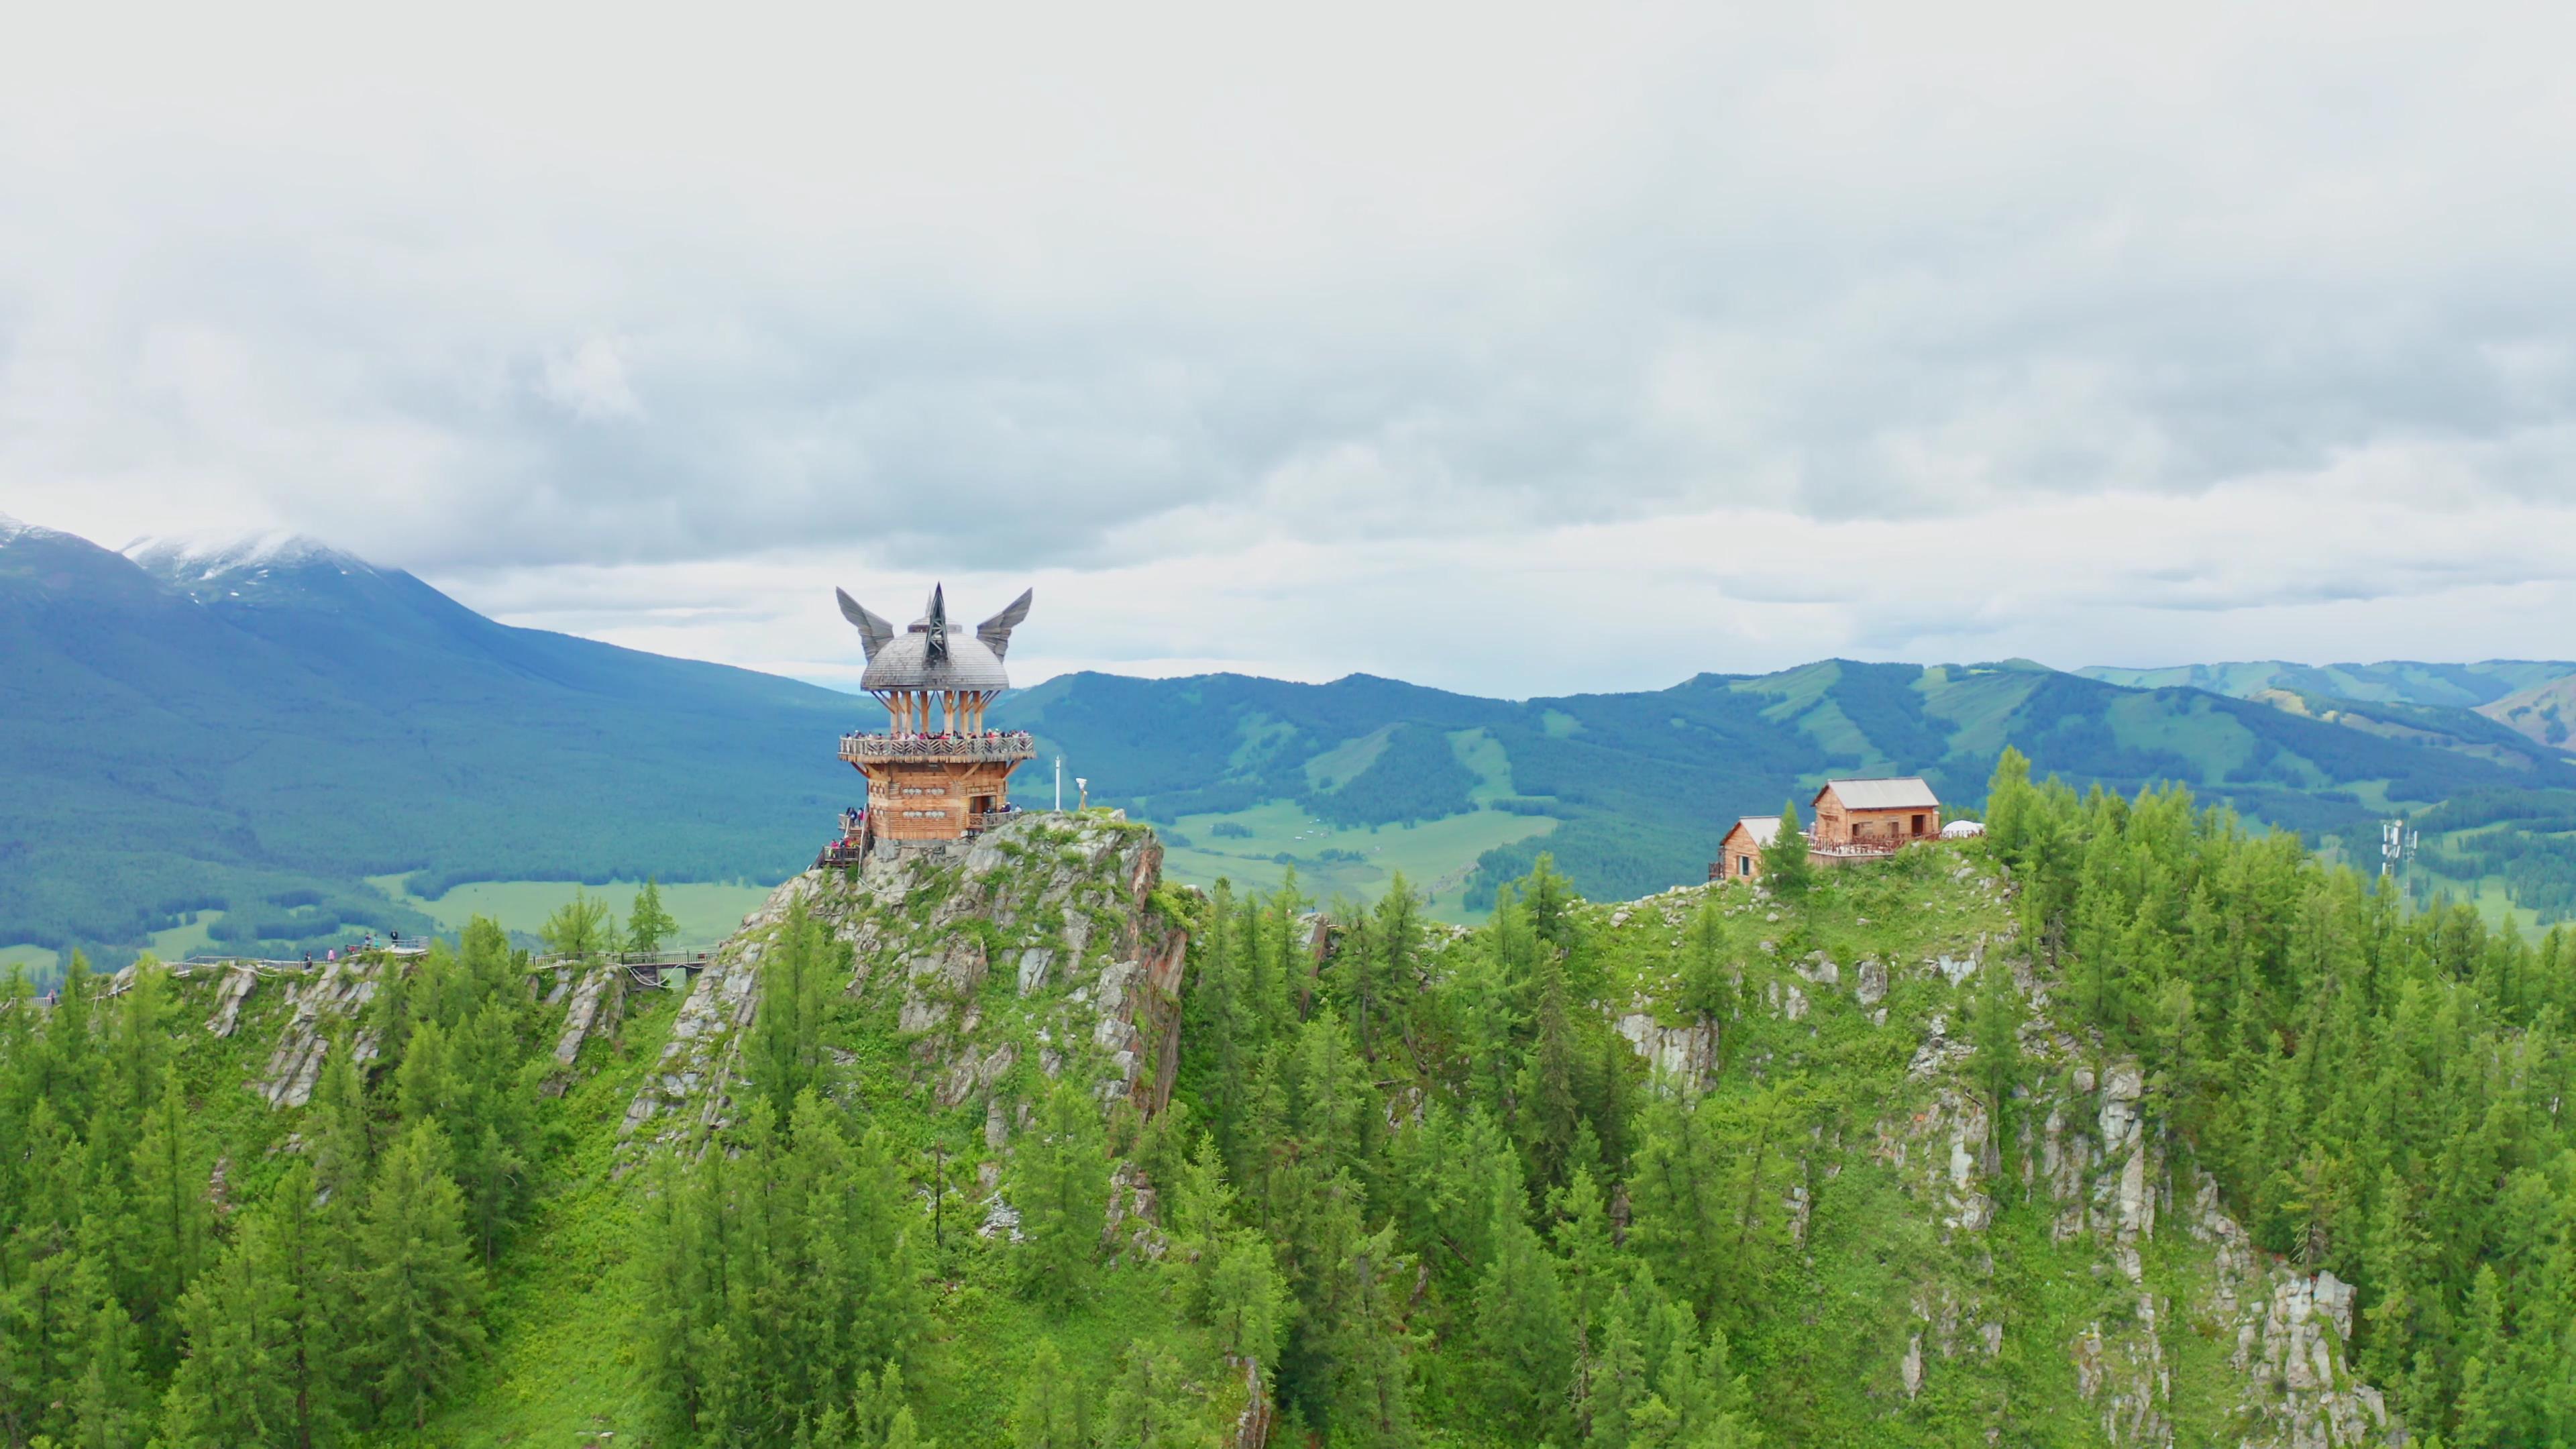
(1894, 1011, 2398, 1447)
(545, 963, 628, 1089)
(205, 965, 260, 1037)
(1599, 861, 2400, 1448)
(254, 957, 381, 1108)
(619, 814, 1189, 1161)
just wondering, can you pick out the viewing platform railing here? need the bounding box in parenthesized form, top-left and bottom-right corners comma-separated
(839, 731, 1037, 765)
(1807, 835, 1931, 860)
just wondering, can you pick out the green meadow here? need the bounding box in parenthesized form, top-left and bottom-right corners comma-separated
(368, 875, 780, 947)
(1152, 796, 1556, 922)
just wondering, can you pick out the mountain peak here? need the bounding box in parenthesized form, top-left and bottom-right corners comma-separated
(123, 530, 364, 581)
(0, 511, 65, 546)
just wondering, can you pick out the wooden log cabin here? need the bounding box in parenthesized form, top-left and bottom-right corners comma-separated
(1710, 815, 1782, 883)
(1807, 777, 1941, 861)
(1711, 777, 1943, 883)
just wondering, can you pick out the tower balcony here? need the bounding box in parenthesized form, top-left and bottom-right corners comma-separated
(839, 730, 1037, 766)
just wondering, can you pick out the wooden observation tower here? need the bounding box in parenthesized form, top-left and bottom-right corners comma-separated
(833, 583, 1038, 846)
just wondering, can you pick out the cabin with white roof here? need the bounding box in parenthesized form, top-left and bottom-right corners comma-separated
(1709, 814, 1782, 883)
(1710, 776, 1946, 883)
(1809, 777, 1941, 858)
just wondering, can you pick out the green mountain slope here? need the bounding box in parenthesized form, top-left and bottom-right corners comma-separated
(0, 520, 867, 961)
(24, 796, 2571, 1446)
(2482, 673, 2576, 755)
(1000, 660, 2576, 916)
(2077, 657, 2576, 708)
(2071, 657, 2576, 922)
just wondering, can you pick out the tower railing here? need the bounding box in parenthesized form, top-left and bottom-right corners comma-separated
(839, 731, 1037, 765)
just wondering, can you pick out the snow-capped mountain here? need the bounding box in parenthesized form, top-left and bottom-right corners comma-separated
(123, 531, 375, 604)
(2, 515, 861, 956)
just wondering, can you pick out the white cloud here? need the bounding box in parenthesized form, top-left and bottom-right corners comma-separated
(1, 0, 2573, 691)
(539, 339, 643, 423)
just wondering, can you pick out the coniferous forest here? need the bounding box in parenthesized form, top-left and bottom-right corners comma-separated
(6, 754, 2576, 1446)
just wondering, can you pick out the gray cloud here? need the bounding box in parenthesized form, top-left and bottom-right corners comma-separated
(3, 1, 2574, 690)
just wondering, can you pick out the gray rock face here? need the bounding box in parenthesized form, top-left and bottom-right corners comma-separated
(205, 966, 258, 1037)
(1612, 1010, 1717, 1089)
(1847, 918, 2400, 1448)
(618, 814, 1190, 1163)
(939, 1041, 1019, 1109)
(551, 964, 626, 1073)
(256, 957, 382, 1108)
(1855, 958, 1888, 1007)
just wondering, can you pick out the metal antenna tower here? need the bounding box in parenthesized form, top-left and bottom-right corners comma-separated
(2381, 817, 2419, 899)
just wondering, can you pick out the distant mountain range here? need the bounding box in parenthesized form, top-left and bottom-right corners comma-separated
(2074, 658, 2571, 708)
(1003, 657, 2576, 913)
(6, 513, 2573, 964)
(0, 515, 857, 959)
(2078, 659, 2576, 755)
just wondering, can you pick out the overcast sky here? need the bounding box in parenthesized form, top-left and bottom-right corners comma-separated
(4, 1, 2573, 696)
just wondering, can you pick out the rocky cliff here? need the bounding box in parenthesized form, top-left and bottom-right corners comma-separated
(619, 812, 1190, 1162)
(1582, 863, 2402, 1448)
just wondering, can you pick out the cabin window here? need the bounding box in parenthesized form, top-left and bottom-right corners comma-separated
(1911, 812, 1926, 835)
(1739, 855, 1752, 877)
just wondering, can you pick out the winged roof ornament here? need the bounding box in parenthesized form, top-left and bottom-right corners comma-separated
(835, 588, 894, 661)
(977, 588, 1034, 660)
(834, 583, 1033, 692)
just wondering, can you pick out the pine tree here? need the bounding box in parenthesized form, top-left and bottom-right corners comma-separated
(103, 957, 170, 1118)
(1264, 873, 1309, 1030)
(1206, 1232, 1289, 1372)
(1322, 1221, 1417, 1449)
(1012, 1080, 1107, 1309)
(1969, 957, 2025, 1145)
(1185, 879, 1253, 1163)
(1371, 874, 1424, 1057)
(1581, 1285, 1650, 1449)
(67, 1290, 147, 1449)
(125, 1069, 213, 1367)
(1522, 853, 1578, 953)
(1759, 802, 1812, 897)
(394, 1017, 454, 1129)
(1102, 1341, 1196, 1449)
(3, 1244, 112, 1444)
(883, 1403, 930, 1449)
(627, 878, 679, 956)
(457, 915, 522, 1010)
(309, 1031, 374, 1205)
(358, 1122, 485, 1430)
(163, 1169, 351, 1449)
(1519, 945, 1585, 1192)
(1008, 1338, 1087, 1449)
(2453, 1263, 2512, 1448)
(163, 1230, 287, 1446)
(1678, 902, 1736, 1047)
(749, 902, 843, 1124)
(537, 888, 614, 960)
(1471, 1178, 1576, 1444)
(631, 1150, 709, 1444)
(1552, 1167, 1621, 1334)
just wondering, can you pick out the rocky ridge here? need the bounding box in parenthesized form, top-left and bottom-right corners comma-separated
(618, 812, 1189, 1161)
(1627, 865, 2403, 1448)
